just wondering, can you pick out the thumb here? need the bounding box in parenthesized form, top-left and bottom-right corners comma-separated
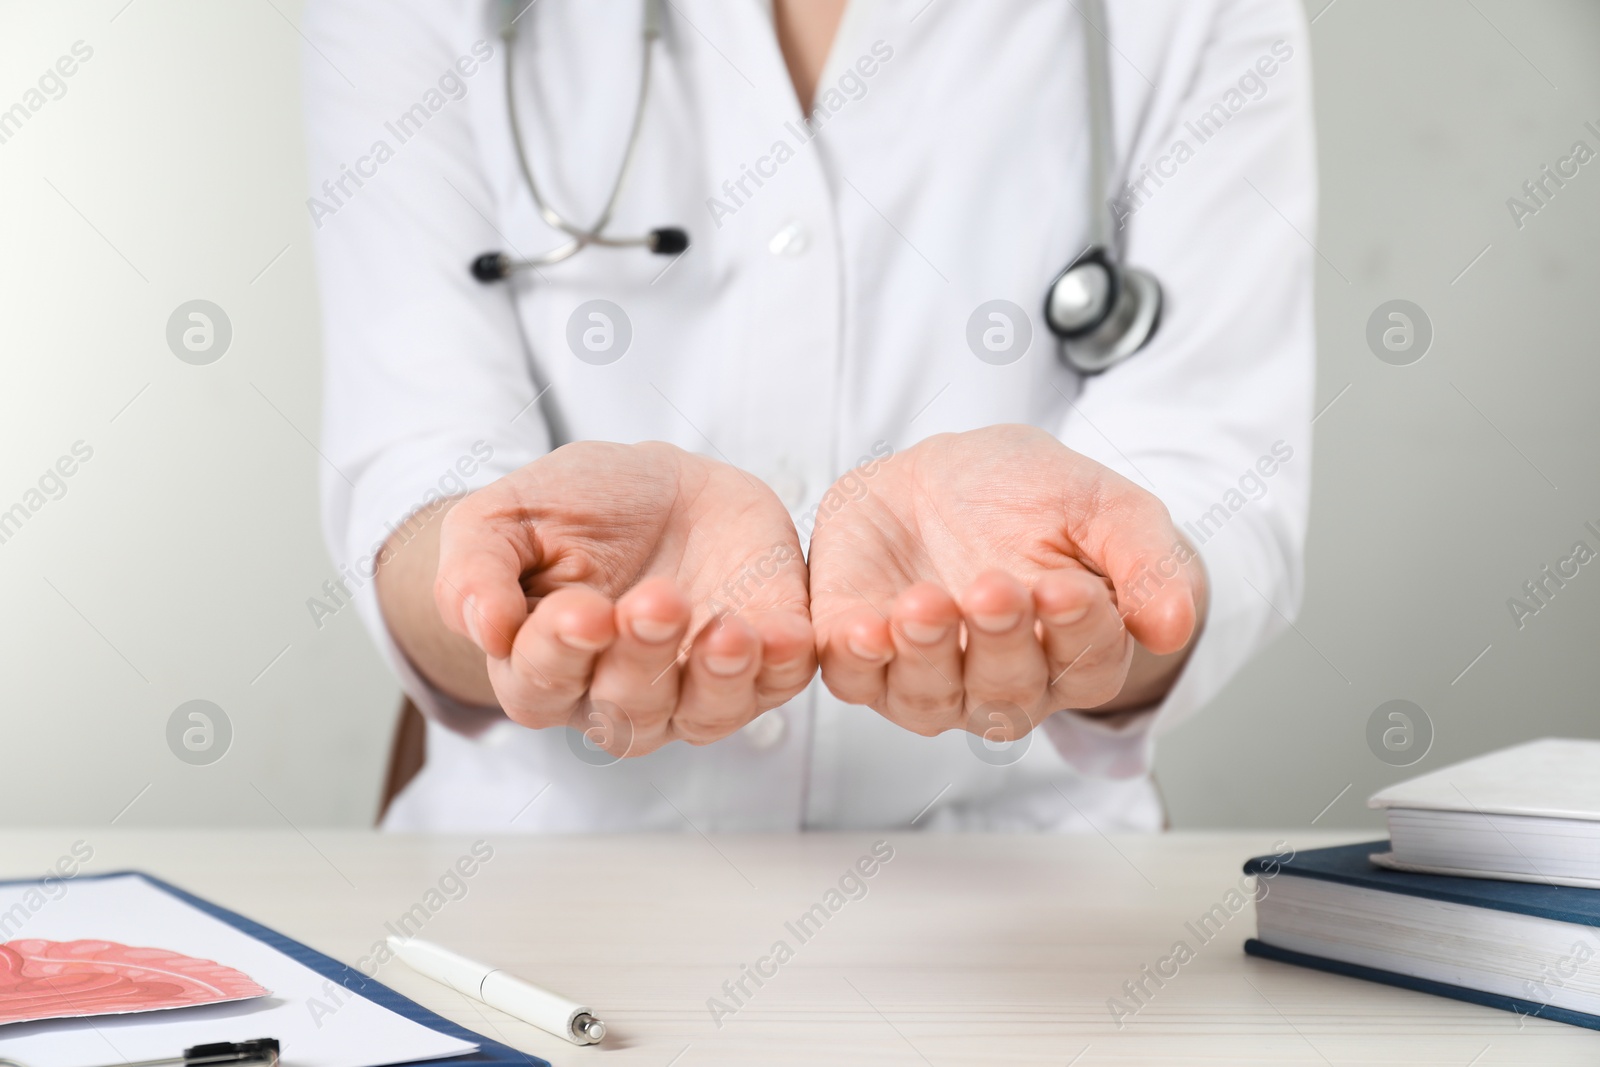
(433, 490, 540, 660)
(1070, 480, 1201, 656)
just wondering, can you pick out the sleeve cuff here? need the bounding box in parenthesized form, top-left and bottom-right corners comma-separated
(333, 432, 537, 739)
(354, 576, 507, 739)
(1042, 703, 1163, 780)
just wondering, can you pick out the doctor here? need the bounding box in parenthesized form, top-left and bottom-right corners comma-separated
(304, 0, 1314, 832)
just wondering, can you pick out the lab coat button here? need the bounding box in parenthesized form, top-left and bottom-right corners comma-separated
(743, 711, 787, 750)
(768, 221, 811, 257)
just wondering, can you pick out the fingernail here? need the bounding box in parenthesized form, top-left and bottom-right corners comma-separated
(900, 621, 949, 645)
(847, 637, 889, 663)
(704, 653, 752, 676)
(558, 627, 609, 652)
(971, 610, 1021, 634)
(463, 596, 484, 648)
(631, 617, 679, 644)
(1043, 604, 1091, 626)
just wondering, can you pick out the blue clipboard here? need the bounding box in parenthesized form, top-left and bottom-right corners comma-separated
(0, 870, 551, 1067)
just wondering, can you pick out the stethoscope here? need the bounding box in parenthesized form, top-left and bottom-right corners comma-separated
(471, 0, 1162, 376)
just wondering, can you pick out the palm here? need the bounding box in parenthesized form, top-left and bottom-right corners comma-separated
(810, 428, 1107, 620)
(808, 425, 1200, 737)
(507, 442, 807, 627)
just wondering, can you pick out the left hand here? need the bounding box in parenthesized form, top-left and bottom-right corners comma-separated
(808, 425, 1207, 743)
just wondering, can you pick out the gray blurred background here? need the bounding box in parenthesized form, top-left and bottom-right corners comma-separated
(1, 0, 1595, 829)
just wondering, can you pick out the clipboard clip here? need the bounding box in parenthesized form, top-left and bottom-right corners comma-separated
(0, 1037, 279, 1067)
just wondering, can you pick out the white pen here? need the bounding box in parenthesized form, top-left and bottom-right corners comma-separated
(386, 936, 606, 1046)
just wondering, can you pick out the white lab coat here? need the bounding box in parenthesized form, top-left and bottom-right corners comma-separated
(303, 0, 1315, 832)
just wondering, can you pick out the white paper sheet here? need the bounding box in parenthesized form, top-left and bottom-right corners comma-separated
(0, 874, 478, 1067)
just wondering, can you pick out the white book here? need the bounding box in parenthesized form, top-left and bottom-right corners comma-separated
(1368, 737, 1600, 888)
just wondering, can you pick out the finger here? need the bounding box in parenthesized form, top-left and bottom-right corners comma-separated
(959, 570, 1047, 727)
(817, 606, 893, 708)
(748, 610, 820, 708)
(489, 586, 616, 728)
(588, 577, 691, 753)
(1035, 568, 1136, 709)
(434, 493, 541, 659)
(674, 614, 763, 744)
(1070, 482, 1200, 655)
(884, 582, 964, 735)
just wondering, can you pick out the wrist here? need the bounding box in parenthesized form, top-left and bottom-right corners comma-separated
(375, 496, 500, 707)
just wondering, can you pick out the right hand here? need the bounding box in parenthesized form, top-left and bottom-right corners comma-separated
(434, 441, 814, 757)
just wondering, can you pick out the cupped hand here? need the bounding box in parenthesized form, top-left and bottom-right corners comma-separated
(808, 425, 1206, 742)
(434, 441, 814, 757)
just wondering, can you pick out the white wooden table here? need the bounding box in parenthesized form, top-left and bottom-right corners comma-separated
(2, 830, 1594, 1066)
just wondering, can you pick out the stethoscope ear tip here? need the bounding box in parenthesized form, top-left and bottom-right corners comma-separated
(471, 252, 510, 284)
(649, 228, 690, 255)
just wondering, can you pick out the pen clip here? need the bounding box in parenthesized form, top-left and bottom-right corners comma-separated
(183, 1040, 280, 1067)
(0, 1038, 280, 1067)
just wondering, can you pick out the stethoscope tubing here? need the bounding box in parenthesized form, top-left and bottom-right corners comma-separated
(500, 0, 663, 265)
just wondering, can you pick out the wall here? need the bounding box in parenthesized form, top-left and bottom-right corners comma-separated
(0, 0, 396, 827)
(1158, 0, 1600, 828)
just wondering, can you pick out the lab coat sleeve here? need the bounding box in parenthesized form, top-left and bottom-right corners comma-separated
(303, 0, 545, 733)
(1043, 0, 1316, 777)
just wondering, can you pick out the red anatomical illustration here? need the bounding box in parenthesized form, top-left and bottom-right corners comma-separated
(0, 939, 267, 1025)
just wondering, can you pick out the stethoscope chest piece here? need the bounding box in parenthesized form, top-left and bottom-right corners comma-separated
(1045, 246, 1163, 375)
(1042, 0, 1167, 376)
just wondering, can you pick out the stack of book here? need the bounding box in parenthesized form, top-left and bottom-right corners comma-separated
(1243, 738, 1600, 1030)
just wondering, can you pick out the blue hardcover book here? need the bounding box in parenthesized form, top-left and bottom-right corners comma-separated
(1243, 840, 1600, 1032)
